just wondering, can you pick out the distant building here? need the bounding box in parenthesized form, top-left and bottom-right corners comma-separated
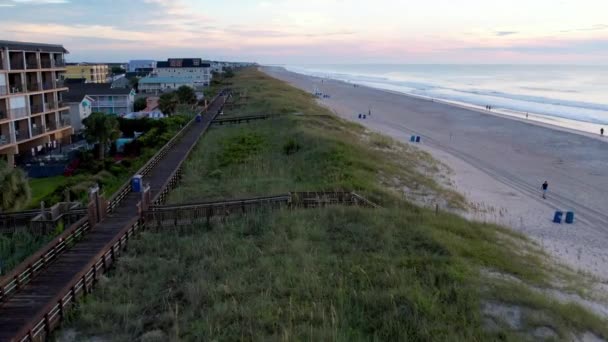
(0, 40, 72, 165)
(154, 58, 211, 86)
(64, 63, 108, 83)
(62, 94, 93, 132)
(138, 76, 198, 94)
(66, 83, 135, 115)
(111, 75, 131, 89)
(128, 60, 156, 72)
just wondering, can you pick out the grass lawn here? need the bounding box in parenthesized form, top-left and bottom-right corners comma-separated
(28, 175, 69, 208)
(61, 69, 608, 341)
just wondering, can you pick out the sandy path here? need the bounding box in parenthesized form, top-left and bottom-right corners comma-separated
(263, 67, 608, 280)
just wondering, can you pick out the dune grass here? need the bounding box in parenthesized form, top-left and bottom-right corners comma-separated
(60, 68, 608, 341)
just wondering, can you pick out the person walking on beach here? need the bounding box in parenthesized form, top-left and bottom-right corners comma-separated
(601, 128, 604, 136)
(541, 181, 549, 199)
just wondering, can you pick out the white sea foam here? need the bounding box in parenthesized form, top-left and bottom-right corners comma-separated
(285, 65, 608, 127)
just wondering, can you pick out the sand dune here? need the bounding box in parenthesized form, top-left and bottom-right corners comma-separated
(264, 67, 608, 280)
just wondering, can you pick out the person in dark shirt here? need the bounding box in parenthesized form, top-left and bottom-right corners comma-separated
(542, 181, 549, 199)
(601, 128, 604, 136)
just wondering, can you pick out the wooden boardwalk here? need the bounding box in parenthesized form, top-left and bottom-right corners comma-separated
(0, 94, 228, 342)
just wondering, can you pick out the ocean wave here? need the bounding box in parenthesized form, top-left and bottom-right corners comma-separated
(286, 66, 608, 125)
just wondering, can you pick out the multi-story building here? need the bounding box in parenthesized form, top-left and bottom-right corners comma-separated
(66, 83, 135, 116)
(154, 58, 211, 87)
(65, 63, 108, 83)
(128, 60, 156, 72)
(0, 40, 72, 165)
(138, 76, 199, 94)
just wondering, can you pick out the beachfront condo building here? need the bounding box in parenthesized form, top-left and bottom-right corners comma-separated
(64, 63, 108, 83)
(128, 59, 156, 72)
(153, 58, 212, 86)
(0, 40, 72, 165)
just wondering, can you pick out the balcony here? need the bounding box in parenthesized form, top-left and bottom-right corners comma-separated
(56, 80, 65, 88)
(42, 82, 55, 90)
(31, 126, 44, 137)
(0, 85, 6, 96)
(30, 104, 44, 115)
(9, 84, 24, 94)
(10, 107, 28, 119)
(0, 134, 10, 146)
(26, 60, 39, 69)
(46, 121, 57, 131)
(27, 82, 42, 92)
(46, 101, 58, 111)
(41, 60, 52, 69)
(10, 60, 24, 70)
(0, 109, 6, 121)
(53, 59, 66, 67)
(94, 100, 128, 107)
(15, 130, 29, 142)
(59, 117, 70, 128)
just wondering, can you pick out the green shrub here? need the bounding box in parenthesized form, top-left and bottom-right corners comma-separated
(282, 138, 301, 155)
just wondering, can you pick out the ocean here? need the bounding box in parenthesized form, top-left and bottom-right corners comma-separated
(284, 64, 608, 127)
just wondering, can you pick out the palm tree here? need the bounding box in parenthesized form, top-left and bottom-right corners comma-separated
(159, 92, 178, 115)
(83, 112, 121, 159)
(0, 161, 31, 212)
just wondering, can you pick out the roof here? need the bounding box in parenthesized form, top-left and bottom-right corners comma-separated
(66, 83, 133, 97)
(0, 40, 68, 53)
(157, 58, 210, 68)
(138, 76, 199, 84)
(62, 93, 94, 103)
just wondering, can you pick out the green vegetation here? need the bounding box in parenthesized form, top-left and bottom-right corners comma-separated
(63, 69, 607, 341)
(133, 97, 147, 112)
(28, 175, 68, 208)
(0, 160, 31, 212)
(83, 112, 121, 160)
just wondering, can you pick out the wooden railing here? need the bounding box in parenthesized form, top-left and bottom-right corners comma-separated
(15, 217, 141, 342)
(0, 218, 90, 303)
(6, 92, 227, 341)
(144, 192, 379, 228)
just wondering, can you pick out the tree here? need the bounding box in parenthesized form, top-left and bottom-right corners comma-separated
(0, 161, 31, 212)
(111, 66, 126, 75)
(175, 85, 197, 105)
(224, 68, 234, 78)
(134, 97, 147, 112)
(128, 77, 139, 92)
(159, 92, 178, 115)
(83, 112, 121, 159)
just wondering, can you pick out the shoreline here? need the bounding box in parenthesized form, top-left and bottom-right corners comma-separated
(263, 66, 608, 281)
(286, 67, 607, 142)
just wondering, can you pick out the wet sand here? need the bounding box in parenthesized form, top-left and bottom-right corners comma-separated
(264, 66, 608, 280)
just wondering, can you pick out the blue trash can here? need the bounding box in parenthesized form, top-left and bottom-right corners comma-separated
(362, 114, 366, 119)
(132, 175, 143, 193)
(415, 136, 421, 143)
(565, 211, 575, 224)
(553, 211, 563, 224)
(410, 135, 416, 142)
(195, 114, 202, 123)
(358, 114, 362, 119)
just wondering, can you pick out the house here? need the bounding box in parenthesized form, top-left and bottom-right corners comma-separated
(128, 60, 156, 72)
(111, 76, 131, 89)
(66, 83, 135, 115)
(154, 58, 211, 86)
(138, 76, 198, 94)
(64, 63, 109, 83)
(62, 93, 93, 132)
(0, 40, 72, 165)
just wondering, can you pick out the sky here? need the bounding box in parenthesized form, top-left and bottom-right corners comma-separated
(0, 0, 607, 64)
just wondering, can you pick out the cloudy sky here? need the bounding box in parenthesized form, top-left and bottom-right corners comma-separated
(0, 0, 607, 64)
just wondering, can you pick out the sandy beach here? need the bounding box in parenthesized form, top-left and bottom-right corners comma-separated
(264, 67, 608, 280)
